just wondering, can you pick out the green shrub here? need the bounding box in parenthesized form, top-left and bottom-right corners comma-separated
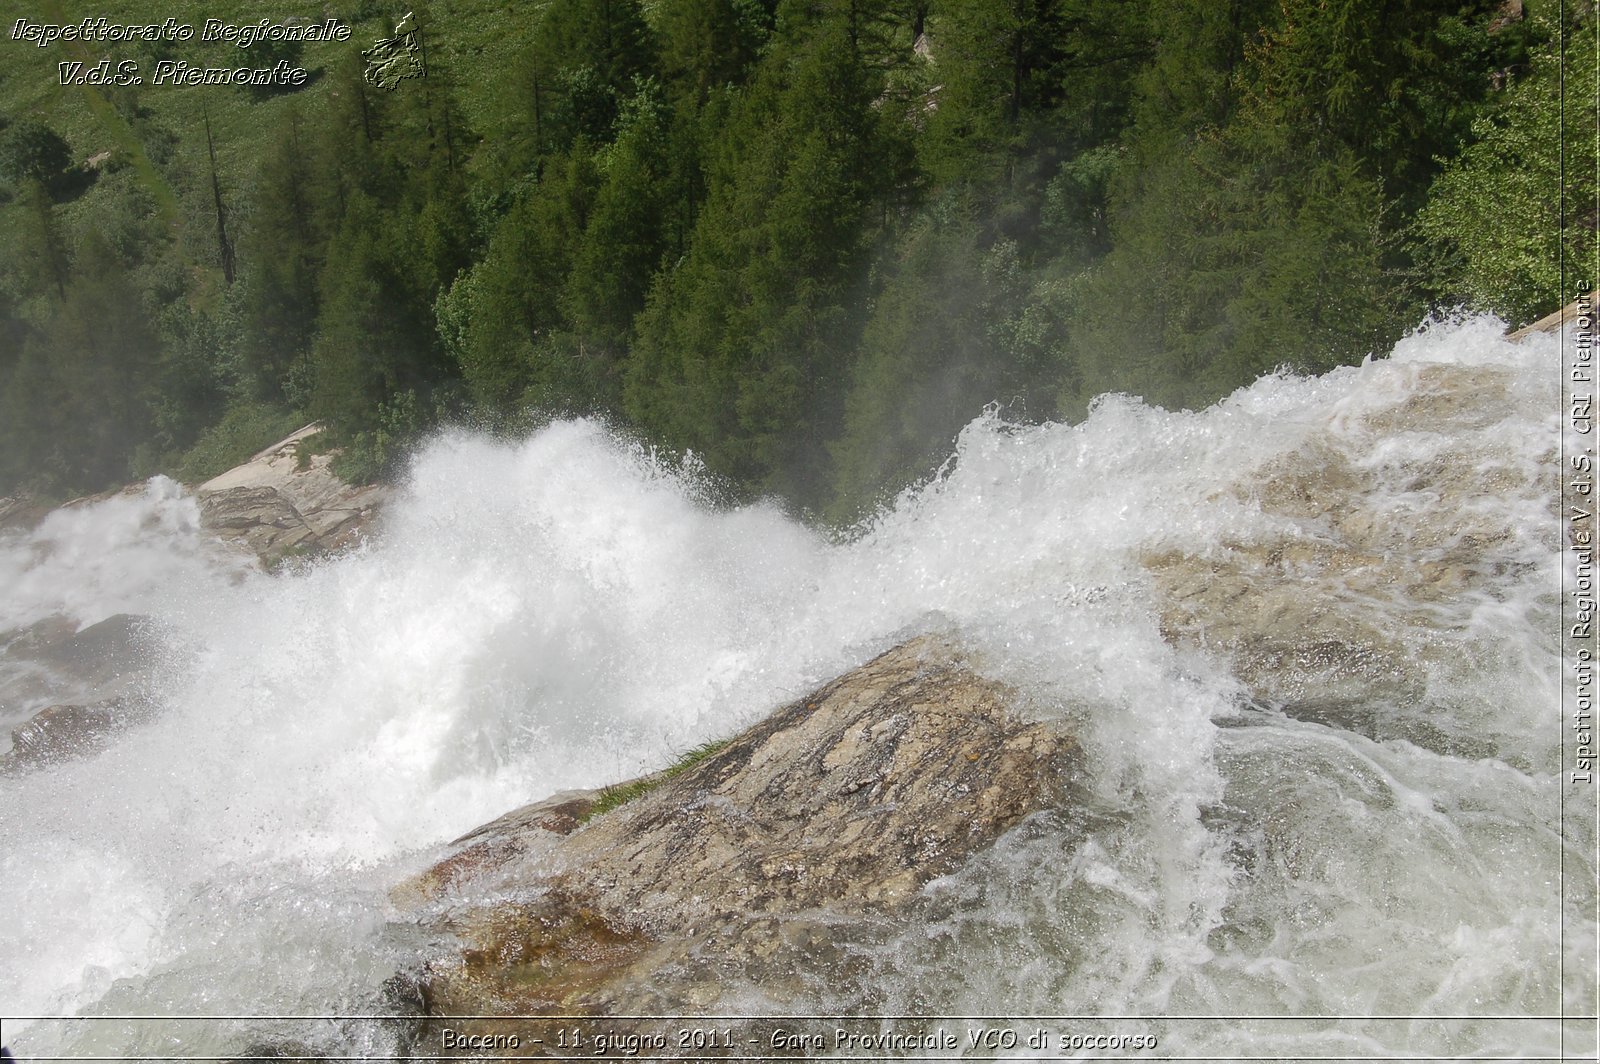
(1413, 8, 1598, 325)
(171, 402, 308, 484)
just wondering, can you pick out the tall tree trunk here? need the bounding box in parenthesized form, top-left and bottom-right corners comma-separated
(204, 107, 235, 286)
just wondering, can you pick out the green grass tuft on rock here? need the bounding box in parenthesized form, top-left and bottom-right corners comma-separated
(586, 737, 733, 820)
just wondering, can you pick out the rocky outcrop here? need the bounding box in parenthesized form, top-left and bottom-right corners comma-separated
(398, 637, 1081, 1049)
(198, 485, 323, 563)
(3, 424, 385, 564)
(0, 493, 51, 530)
(197, 423, 386, 567)
(1488, 0, 1523, 34)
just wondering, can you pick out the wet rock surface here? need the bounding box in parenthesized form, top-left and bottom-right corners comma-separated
(399, 637, 1082, 1050)
(1145, 349, 1554, 761)
(391, 789, 601, 909)
(0, 698, 152, 772)
(221, 1042, 332, 1064)
(15, 612, 156, 684)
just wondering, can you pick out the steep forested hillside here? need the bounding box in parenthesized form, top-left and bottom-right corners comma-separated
(0, 0, 1592, 517)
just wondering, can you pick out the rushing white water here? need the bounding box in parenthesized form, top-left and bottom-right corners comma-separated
(0, 315, 1592, 1061)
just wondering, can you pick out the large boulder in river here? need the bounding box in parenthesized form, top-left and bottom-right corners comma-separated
(0, 698, 149, 773)
(399, 637, 1082, 1048)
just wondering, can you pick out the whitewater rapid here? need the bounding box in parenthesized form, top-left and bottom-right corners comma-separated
(0, 315, 1592, 1060)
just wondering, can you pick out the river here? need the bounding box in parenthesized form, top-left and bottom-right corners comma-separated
(0, 314, 1593, 1060)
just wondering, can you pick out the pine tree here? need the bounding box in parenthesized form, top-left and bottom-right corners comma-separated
(509, 0, 658, 162)
(11, 233, 161, 490)
(625, 19, 894, 498)
(235, 109, 324, 400)
(443, 147, 600, 415)
(564, 81, 675, 403)
(655, 0, 771, 104)
(0, 119, 72, 196)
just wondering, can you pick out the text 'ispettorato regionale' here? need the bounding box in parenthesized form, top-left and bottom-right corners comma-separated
(10, 17, 352, 88)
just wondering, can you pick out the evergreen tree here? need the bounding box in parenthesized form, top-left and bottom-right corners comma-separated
(655, 0, 772, 103)
(441, 146, 600, 415)
(310, 191, 434, 434)
(0, 180, 70, 314)
(829, 200, 998, 514)
(0, 119, 72, 196)
(0, 287, 37, 492)
(919, 0, 1068, 177)
(509, 0, 658, 164)
(6, 234, 161, 490)
(564, 81, 675, 398)
(1060, 0, 1510, 412)
(1414, 3, 1596, 324)
(235, 109, 324, 400)
(625, 17, 898, 499)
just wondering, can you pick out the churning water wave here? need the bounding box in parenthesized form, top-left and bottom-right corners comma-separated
(0, 314, 1593, 1061)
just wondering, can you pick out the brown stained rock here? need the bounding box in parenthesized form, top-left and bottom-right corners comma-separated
(392, 790, 600, 908)
(409, 637, 1080, 1044)
(441, 899, 655, 1014)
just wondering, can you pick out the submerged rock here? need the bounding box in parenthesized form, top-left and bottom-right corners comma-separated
(221, 1042, 331, 1064)
(400, 637, 1081, 1049)
(1145, 345, 1554, 761)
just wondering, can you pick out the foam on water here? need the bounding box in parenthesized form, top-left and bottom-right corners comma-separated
(0, 315, 1590, 1059)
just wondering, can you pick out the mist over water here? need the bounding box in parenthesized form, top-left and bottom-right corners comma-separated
(0, 315, 1590, 1060)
